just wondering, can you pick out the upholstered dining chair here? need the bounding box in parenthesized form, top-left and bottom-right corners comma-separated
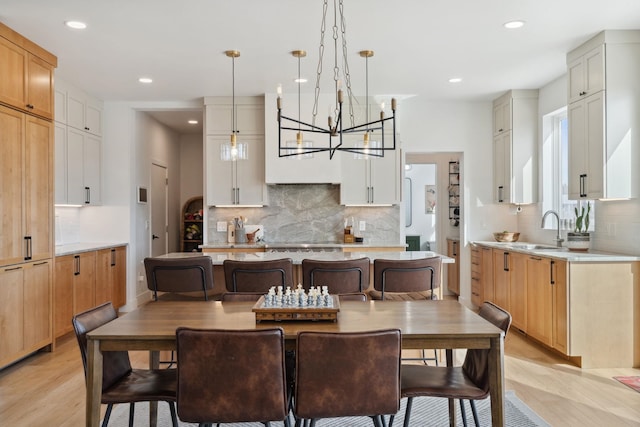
(223, 258, 294, 293)
(175, 327, 290, 427)
(144, 256, 214, 301)
(301, 257, 371, 294)
(72, 302, 178, 427)
(390, 301, 512, 427)
(294, 329, 402, 427)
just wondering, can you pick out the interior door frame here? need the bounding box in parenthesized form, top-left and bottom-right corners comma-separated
(150, 161, 169, 257)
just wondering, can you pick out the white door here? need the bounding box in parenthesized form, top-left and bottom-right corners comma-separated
(151, 163, 168, 257)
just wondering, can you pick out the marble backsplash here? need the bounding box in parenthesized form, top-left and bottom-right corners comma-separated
(207, 184, 400, 244)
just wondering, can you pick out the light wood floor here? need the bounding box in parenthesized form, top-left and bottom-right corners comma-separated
(1, 330, 639, 426)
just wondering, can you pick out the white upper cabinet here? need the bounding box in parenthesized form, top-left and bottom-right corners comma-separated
(566, 31, 640, 200)
(66, 86, 103, 136)
(340, 133, 400, 205)
(492, 90, 538, 204)
(567, 45, 605, 104)
(204, 96, 267, 206)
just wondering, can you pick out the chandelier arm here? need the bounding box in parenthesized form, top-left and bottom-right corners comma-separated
(312, 0, 329, 127)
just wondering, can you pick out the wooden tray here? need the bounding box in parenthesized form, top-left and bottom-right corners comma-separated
(252, 295, 340, 322)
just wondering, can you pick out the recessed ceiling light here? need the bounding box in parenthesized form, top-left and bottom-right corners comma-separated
(449, 77, 463, 83)
(138, 77, 153, 84)
(188, 120, 198, 125)
(65, 20, 87, 30)
(504, 20, 525, 29)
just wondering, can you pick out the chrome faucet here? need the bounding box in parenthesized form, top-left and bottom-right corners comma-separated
(541, 210, 563, 247)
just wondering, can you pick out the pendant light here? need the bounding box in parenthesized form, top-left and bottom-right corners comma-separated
(354, 50, 381, 159)
(220, 50, 248, 161)
(285, 50, 314, 159)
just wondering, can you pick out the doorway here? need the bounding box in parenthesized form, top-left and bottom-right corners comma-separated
(150, 162, 168, 257)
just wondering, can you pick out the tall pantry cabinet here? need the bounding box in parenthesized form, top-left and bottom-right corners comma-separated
(0, 23, 56, 369)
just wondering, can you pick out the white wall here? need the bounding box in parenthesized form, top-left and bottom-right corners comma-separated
(179, 133, 204, 209)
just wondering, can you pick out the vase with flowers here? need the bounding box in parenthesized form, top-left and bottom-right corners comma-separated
(566, 201, 591, 251)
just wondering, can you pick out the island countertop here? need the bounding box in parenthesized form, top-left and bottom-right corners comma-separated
(158, 250, 454, 264)
(472, 241, 640, 262)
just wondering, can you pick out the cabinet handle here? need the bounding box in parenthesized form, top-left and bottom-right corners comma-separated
(33, 261, 48, 266)
(452, 241, 457, 256)
(498, 128, 503, 132)
(26, 104, 34, 109)
(4, 266, 23, 272)
(529, 256, 542, 261)
(24, 236, 32, 260)
(85, 187, 91, 204)
(503, 252, 509, 271)
(74, 255, 80, 276)
(498, 186, 504, 203)
(550, 260, 555, 285)
(110, 249, 116, 267)
(236, 188, 240, 204)
(85, 126, 90, 131)
(579, 174, 587, 198)
(370, 187, 374, 203)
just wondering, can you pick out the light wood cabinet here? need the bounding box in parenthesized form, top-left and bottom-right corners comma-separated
(566, 31, 640, 200)
(508, 252, 527, 331)
(492, 90, 538, 204)
(0, 105, 53, 266)
(54, 247, 126, 338)
(447, 239, 460, 295)
(0, 260, 52, 369)
(471, 245, 493, 306)
(0, 30, 55, 120)
(492, 249, 510, 311)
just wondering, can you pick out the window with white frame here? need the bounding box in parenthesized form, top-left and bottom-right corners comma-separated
(541, 107, 594, 231)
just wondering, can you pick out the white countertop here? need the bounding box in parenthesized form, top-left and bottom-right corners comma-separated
(473, 241, 640, 262)
(55, 242, 128, 256)
(158, 250, 454, 265)
(200, 242, 407, 250)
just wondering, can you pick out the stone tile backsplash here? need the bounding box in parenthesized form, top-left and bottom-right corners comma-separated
(206, 184, 400, 244)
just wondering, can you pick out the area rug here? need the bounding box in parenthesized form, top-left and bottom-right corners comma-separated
(109, 390, 550, 426)
(614, 376, 640, 393)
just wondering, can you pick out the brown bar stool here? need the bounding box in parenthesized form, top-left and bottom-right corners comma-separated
(223, 258, 294, 293)
(144, 256, 214, 301)
(301, 257, 370, 294)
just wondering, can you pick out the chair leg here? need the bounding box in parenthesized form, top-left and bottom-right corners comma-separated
(470, 400, 480, 427)
(403, 397, 414, 427)
(309, 419, 316, 427)
(128, 402, 135, 427)
(102, 404, 113, 427)
(371, 415, 384, 427)
(388, 413, 395, 427)
(168, 401, 178, 427)
(459, 399, 468, 427)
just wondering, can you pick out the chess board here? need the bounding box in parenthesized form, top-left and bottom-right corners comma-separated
(252, 295, 340, 322)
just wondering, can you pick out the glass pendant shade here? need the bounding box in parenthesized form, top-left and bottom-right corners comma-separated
(220, 134, 248, 161)
(286, 132, 314, 159)
(354, 133, 380, 159)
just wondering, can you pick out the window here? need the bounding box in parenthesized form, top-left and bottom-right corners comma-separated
(542, 107, 594, 231)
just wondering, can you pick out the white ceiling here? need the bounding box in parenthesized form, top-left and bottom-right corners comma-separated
(3, 0, 640, 134)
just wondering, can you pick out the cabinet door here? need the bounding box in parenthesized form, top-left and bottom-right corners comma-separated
(447, 239, 460, 295)
(236, 136, 266, 205)
(526, 256, 553, 346)
(0, 265, 25, 365)
(481, 247, 494, 303)
(25, 53, 53, 120)
(23, 260, 51, 348)
(66, 88, 86, 132)
(113, 246, 127, 308)
(568, 46, 605, 104)
(74, 252, 97, 315)
(205, 103, 264, 136)
(83, 133, 102, 205)
(492, 250, 510, 310)
(206, 136, 236, 205)
(54, 255, 75, 337)
(24, 115, 53, 261)
(370, 148, 399, 204)
(509, 252, 527, 331)
(66, 127, 86, 204)
(567, 101, 586, 199)
(95, 249, 113, 307)
(85, 97, 103, 136)
(54, 122, 68, 204)
(492, 99, 511, 135)
(0, 37, 27, 111)
(552, 259, 568, 353)
(493, 132, 511, 203)
(340, 155, 369, 204)
(0, 106, 25, 266)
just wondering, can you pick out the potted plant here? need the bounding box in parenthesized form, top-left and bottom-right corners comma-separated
(566, 201, 591, 251)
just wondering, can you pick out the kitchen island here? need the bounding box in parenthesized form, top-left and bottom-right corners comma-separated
(157, 250, 453, 299)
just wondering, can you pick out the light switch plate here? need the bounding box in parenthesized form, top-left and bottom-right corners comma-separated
(216, 221, 227, 232)
(359, 221, 366, 231)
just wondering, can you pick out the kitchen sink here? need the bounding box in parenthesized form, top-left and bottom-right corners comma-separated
(510, 243, 561, 250)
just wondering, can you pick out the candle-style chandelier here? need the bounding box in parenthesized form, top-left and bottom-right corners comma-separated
(277, 0, 397, 159)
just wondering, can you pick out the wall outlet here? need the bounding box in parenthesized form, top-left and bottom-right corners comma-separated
(216, 221, 227, 232)
(359, 221, 366, 231)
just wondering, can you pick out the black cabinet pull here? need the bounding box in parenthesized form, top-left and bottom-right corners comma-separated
(498, 186, 504, 203)
(74, 255, 80, 276)
(550, 260, 555, 285)
(26, 104, 34, 109)
(24, 236, 32, 260)
(503, 252, 509, 271)
(110, 249, 116, 266)
(85, 187, 91, 204)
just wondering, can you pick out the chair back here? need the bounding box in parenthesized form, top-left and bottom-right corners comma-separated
(144, 256, 214, 301)
(72, 302, 132, 392)
(176, 327, 288, 424)
(301, 257, 370, 294)
(462, 302, 512, 393)
(223, 258, 293, 292)
(371, 257, 442, 300)
(294, 329, 401, 420)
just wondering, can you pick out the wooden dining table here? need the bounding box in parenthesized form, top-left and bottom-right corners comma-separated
(85, 299, 506, 427)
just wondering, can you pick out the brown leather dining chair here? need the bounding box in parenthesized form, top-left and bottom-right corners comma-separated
(176, 327, 290, 427)
(72, 302, 178, 427)
(144, 256, 214, 301)
(301, 257, 371, 295)
(294, 329, 402, 427)
(390, 301, 512, 427)
(223, 258, 294, 293)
